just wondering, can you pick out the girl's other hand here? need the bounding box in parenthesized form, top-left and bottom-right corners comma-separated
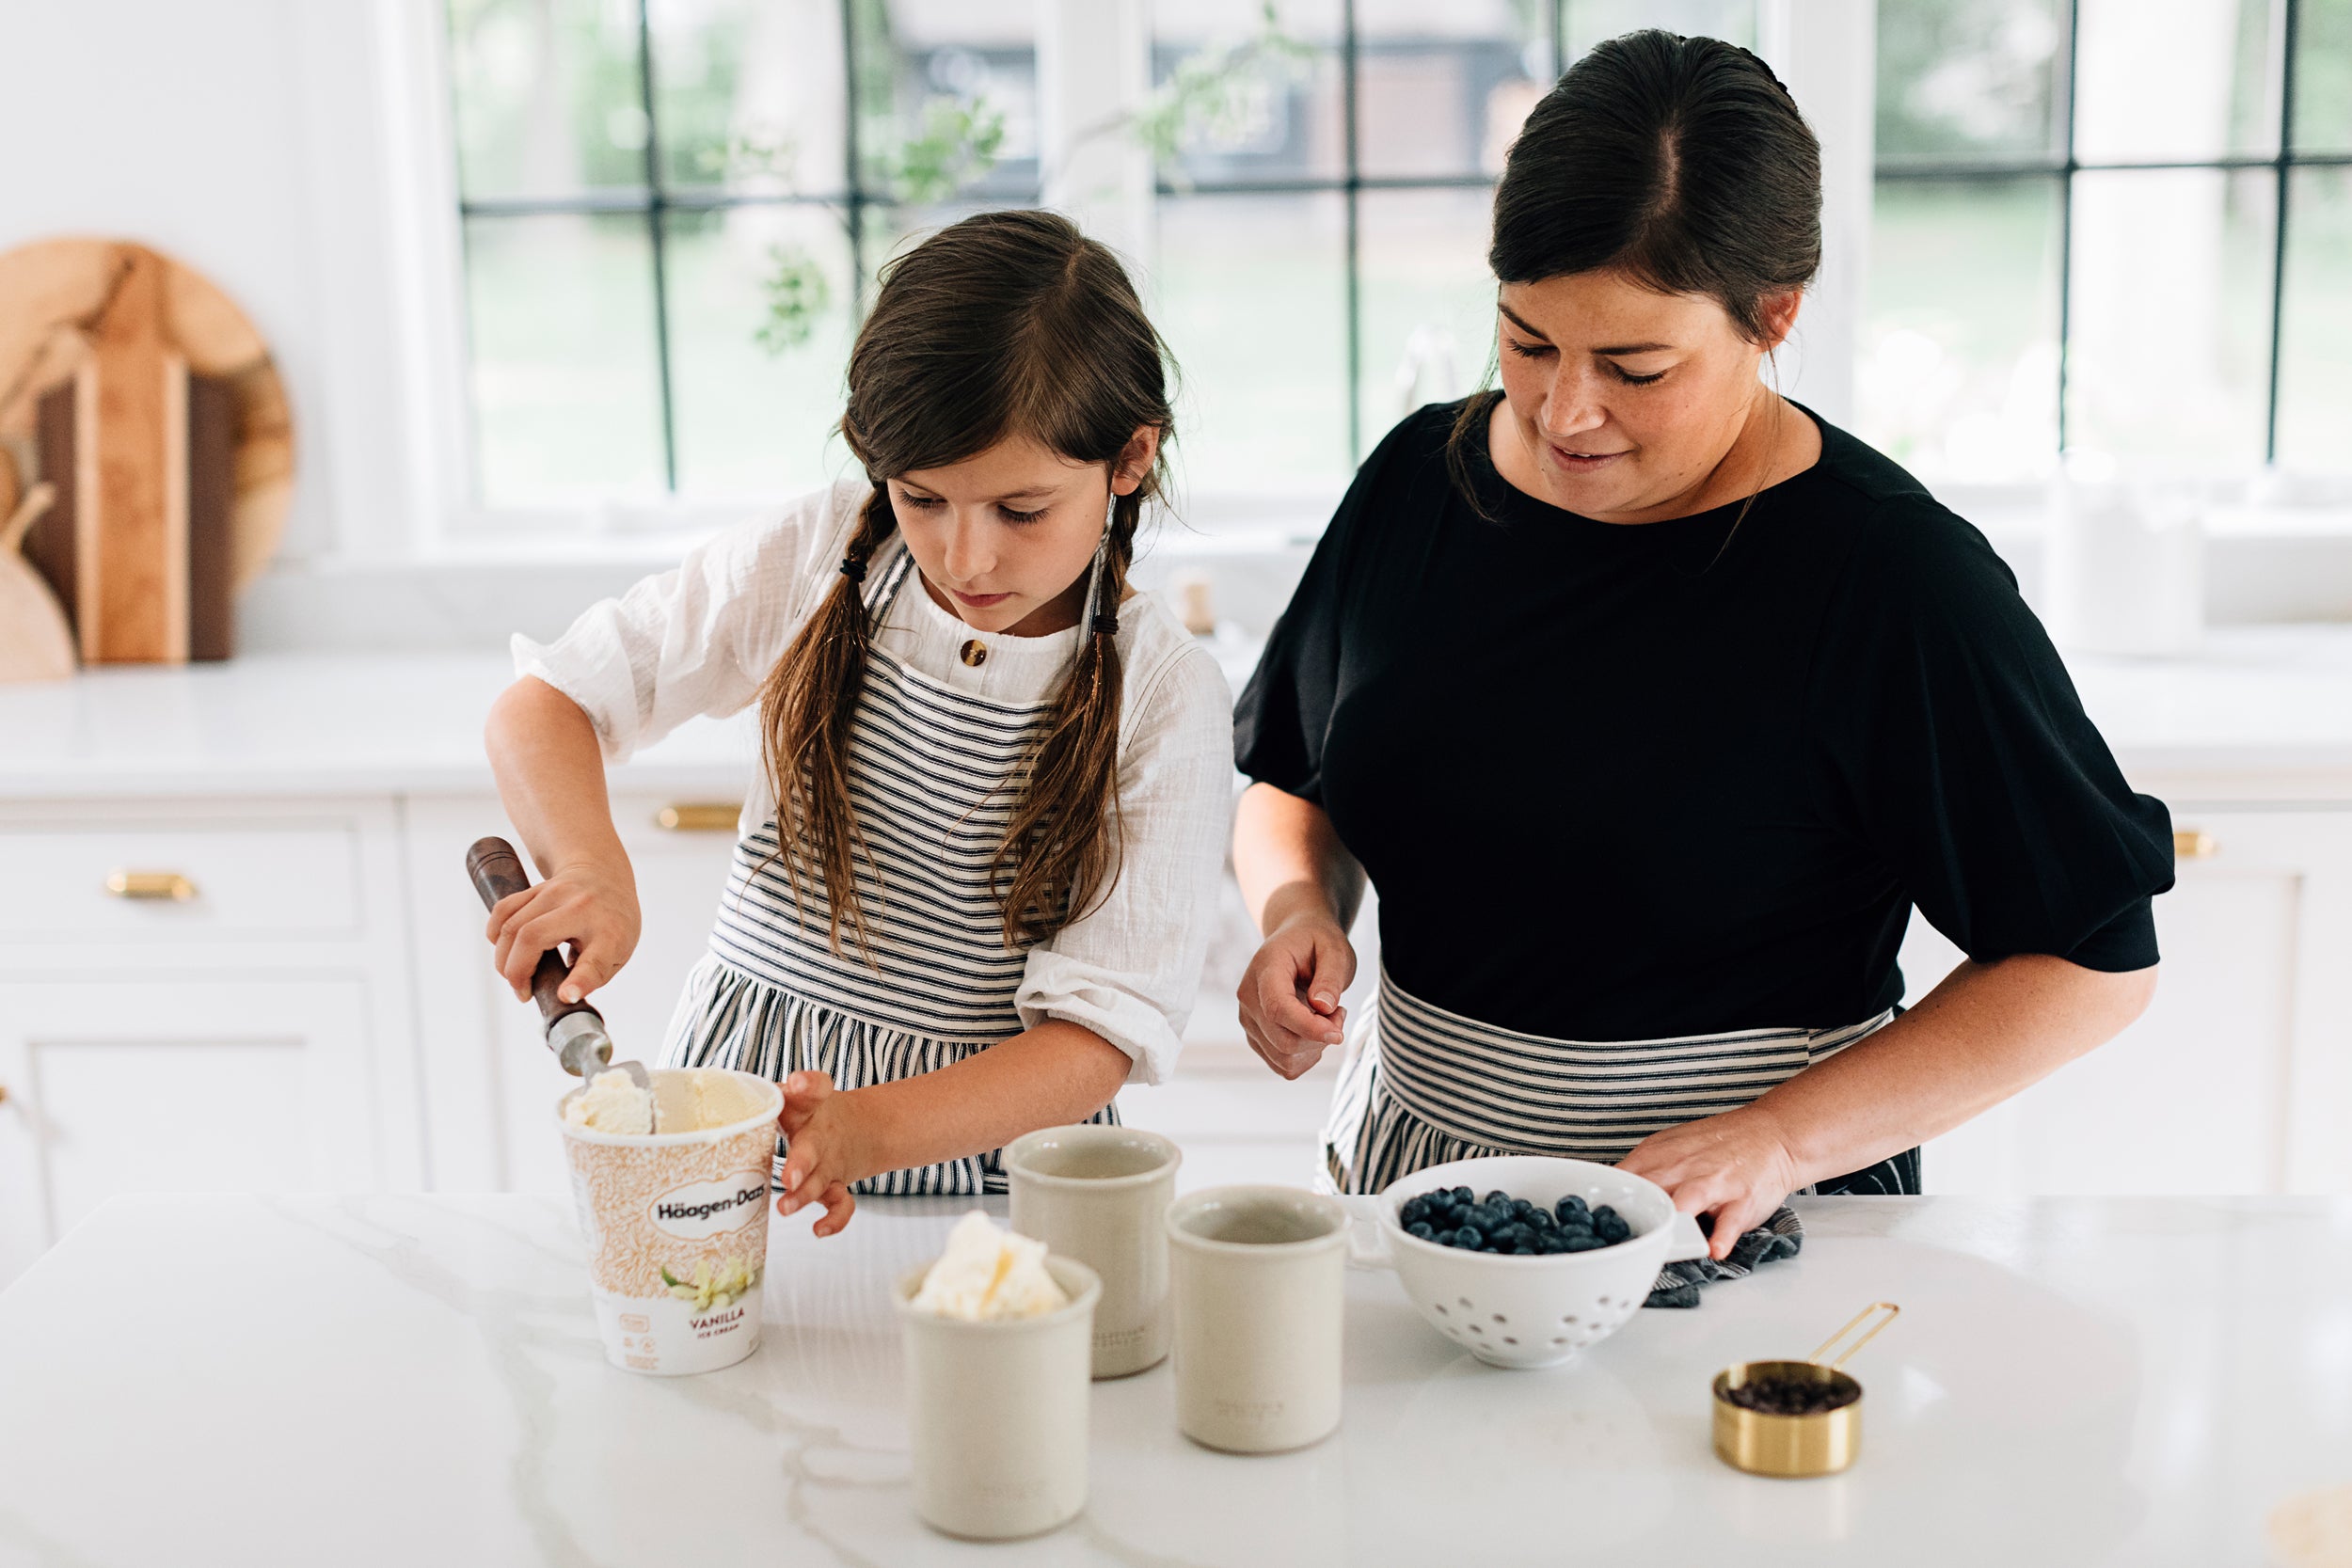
(1237, 913, 1357, 1081)
(485, 859, 642, 1004)
(775, 1070, 869, 1237)
(1614, 1105, 1802, 1260)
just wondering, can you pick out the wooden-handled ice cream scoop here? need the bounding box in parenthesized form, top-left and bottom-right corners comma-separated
(466, 836, 655, 1121)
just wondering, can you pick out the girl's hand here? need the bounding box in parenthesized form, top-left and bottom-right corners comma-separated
(485, 858, 641, 1004)
(1615, 1105, 1802, 1261)
(774, 1071, 870, 1238)
(1237, 913, 1357, 1081)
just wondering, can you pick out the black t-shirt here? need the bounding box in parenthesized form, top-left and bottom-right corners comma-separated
(1234, 398, 2175, 1040)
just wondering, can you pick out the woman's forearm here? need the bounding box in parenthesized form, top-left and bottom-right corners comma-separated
(853, 1021, 1133, 1176)
(1233, 782, 1365, 935)
(485, 676, 630, 881)
(1753, 954, 2159, 1186)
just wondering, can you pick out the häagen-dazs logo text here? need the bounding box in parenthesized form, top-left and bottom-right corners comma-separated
(647, 1171, 770, 1241)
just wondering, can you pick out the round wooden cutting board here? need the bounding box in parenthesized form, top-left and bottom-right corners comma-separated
(0, 236, 294, 589)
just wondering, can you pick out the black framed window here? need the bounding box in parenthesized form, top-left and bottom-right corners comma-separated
(1867, 0, 2352, 480)
(448, 2, 2348, 512)
(445, 0, 1041, 509)
(444, 0, 1775, 512)
(1149, 0, 1758, 496)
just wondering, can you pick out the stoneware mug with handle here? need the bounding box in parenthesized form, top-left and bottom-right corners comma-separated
(1006, 1124, 1182, 1378)
(1166, 1185, 1348, 1454)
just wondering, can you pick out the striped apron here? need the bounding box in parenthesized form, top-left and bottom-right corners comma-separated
(1325, 966, 1905, 1196)
(664, 539, 1114, 1196)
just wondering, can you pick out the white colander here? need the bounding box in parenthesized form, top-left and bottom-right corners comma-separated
(1345, 1155, 1711, 1370)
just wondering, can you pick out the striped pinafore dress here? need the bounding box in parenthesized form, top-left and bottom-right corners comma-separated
(664, 538, 1114, 1195)
(1325, 969, 1914, 1302)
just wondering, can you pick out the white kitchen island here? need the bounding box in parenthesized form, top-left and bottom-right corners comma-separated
(2, 1193, 2346, 1567)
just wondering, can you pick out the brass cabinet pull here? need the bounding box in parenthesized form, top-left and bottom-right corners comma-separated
(105, 870, 198, 901)
(2173, 830, 2219, 861)
(656, 803, 739, 832)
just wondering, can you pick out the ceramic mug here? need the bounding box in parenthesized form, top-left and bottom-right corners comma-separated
(895, 1253, 1102, 1541)
(1166, 1185, 1348, 1454)
(1006, 1124, 1182, 1378)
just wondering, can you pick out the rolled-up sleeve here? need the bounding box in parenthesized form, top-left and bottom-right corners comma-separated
(512, 483, 854, 761)
(1018, 642, 1236, 1085)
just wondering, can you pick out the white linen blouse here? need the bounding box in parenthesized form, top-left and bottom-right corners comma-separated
(512, 478, 1235, 1086)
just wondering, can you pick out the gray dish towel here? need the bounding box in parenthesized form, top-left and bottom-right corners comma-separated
(1644, 1206, 1803, 1309)
(1641, 1146, 1923, 1307)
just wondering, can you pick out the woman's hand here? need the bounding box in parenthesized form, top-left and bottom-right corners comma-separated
(485, 858, 642, 1004)
(774, 1071, 870, 1238)
(1237, 911, 1357, 1080)
(1616, 1105, 1801, 1260)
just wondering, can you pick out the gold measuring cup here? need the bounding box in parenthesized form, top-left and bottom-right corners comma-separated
(1710, 1301, 1900, 1478)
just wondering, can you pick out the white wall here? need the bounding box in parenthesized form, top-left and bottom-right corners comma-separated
(0, 0, 427, 574)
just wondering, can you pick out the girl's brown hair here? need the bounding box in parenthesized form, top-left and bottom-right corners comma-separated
(757, 209, 1174, 956)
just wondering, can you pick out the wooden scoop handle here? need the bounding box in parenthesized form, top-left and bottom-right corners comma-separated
(466, 835, 601, 1031)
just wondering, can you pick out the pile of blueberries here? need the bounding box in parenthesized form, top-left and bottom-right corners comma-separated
(1398, 1186, 1634, 1256)
(1721, 1376, 1858, 1417)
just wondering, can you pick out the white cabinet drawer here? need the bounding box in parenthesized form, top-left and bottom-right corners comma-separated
(0, 824, 361, 942)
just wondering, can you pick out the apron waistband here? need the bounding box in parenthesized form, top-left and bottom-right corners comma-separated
(1372, 967, 1892, 1163)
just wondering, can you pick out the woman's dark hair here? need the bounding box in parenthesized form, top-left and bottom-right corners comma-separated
(758, 209, 1174, 955)
(1450, 30, 1822, 499)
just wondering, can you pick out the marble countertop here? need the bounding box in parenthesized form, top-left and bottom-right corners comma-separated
(1, 1193, 2346, 1567)
(5, 628, 2352, 800)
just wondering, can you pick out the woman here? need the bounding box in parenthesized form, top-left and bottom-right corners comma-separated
(1232, 32, 2174, 1269)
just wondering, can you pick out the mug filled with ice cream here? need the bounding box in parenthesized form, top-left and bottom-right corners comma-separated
(896, 1212, 1101, 1541)
(558, 1066, 784, 1376)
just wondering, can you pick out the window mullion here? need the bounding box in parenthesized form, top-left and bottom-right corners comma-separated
(2055, 0, 2080, 455)
(841, 0, 866, 320)
(1343, 0, 1361, 465)
(634, 0, 678, 493)
(2265, 0, 2301, 465)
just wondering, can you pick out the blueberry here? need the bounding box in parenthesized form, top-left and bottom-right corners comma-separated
(1406, 1221, 1436, 1241)
(1597, 1215, 1632, 1244)
(1556, 1195, 1589, 1221)
(1528, 1208, 1556, 1230)
(1534, 1234, 1565, 1255)
(1452, 1186, 1475, 1206)
(1592, 1204, 1619, 1226)
(1453, 1227, 1483, 1249)
(1510, 1197, 1534, 1219)
(1483, 1190, 1510, 1209)
(1564, 1233, 1606, 1252)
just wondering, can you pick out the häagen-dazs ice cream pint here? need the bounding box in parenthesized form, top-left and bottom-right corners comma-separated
(557, 1067, 783, 1375)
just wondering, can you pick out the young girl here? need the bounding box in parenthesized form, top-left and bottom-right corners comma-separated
(483, 210, 1233, 1236)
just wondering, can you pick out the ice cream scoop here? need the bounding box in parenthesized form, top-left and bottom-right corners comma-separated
(914, 1212, 1071, 1321)
(467, 835, 656, 1126)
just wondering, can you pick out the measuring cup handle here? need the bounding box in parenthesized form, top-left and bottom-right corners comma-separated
(1340, 1195, 1395, 1272)
(1661, 1210, 1711, 1264)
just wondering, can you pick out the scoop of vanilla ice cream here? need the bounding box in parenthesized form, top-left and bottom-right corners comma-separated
(654, 1067, 767, 1132)
(912, 1212, 1070, 1321)
(564, 1069, 655, 1134)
